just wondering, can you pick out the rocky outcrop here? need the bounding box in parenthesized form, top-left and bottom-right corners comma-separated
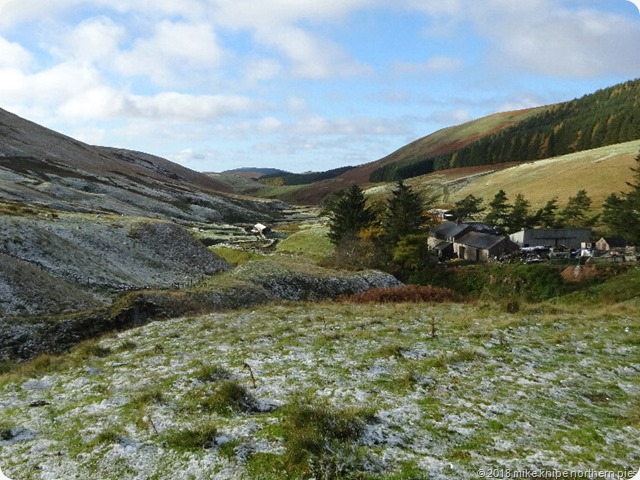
(230, 258, 402, 301)
(0, 214, 230, 301)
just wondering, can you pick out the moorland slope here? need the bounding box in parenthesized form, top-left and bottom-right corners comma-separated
(0, 107, 286, 224)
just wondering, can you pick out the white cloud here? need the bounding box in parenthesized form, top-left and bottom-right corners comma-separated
(126, 92, 261, 120)
(393, 55, 463, 76)
(115, 21, 224, 86)
(434, 0, 640, 78)
(0, 36, 32, 68)
(255, 26, 370, 79)
(58, 86, 126, 119)
(0, 61, 103, 108)
(242, 57, 282, 85)
(482, 5, 640, 77)
(211, 0, 374, 30)
(173, 148, 207, 165)
(70, 126, 107, 145)
(64, 16, 125, 63)
(258, 116, 283, 133)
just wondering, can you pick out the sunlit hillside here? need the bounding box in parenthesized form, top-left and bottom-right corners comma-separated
(402, 140, 640, 210)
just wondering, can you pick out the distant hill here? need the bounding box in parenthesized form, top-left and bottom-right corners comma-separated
(259, 165, 356, 186)
(220, 167, 290, 179)
(0, 107, 286, 223)
(262, 78, 640, 205)
(371, 79, 640, 183)
(267, 108, 547, 204)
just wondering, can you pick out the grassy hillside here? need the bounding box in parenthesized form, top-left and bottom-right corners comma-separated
(270, 108, 546, 205)
(402, 140, 640, 210)
(254, 79, 640, 206)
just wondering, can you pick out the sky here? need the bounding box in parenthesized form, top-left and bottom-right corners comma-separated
(1, 1, 640, 173)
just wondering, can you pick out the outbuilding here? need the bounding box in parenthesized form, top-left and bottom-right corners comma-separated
(454, 232, 519, 262)
(509, 228, 591, 250)
(595, 237, 626, 252)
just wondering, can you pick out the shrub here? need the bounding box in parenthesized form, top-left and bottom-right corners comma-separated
(195, 363, 232, 383)
(77, 342, 112, 359)
(131, 386, 165, 406)
(281, 399, 375, 479)
(340, 284, 459, 303)
(201, 381, 258, 415)
(0, 422, 14, 441)
(162, 421, 219, 450)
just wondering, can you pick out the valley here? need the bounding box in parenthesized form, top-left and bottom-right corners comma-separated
(2, 78, 640, 479)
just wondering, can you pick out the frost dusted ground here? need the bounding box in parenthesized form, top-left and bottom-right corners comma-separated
(1, 300, 639, 479)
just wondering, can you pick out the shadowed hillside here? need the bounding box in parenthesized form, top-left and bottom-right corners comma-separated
(275, 108, 546, 204)
(0, 107, 287, 224)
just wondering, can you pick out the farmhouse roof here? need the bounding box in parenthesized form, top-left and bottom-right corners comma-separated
(433, 240, 453, 251)
(431, 221, 472, 240)
(465, 222, 499, 235)
(456, 231, 506, 250)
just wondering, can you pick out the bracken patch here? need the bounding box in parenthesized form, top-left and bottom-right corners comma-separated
(339, 284, 459, 303)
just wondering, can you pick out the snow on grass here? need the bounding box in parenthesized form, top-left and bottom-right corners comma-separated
(1, 301, 639, 479)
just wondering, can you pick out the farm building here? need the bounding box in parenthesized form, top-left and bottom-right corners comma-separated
(509, 228, 591, 250)
(595, 237, 626, 252)
(454, 232, 519, 262)
(429, 222, 473, 243)
(429, 221, 505, 260)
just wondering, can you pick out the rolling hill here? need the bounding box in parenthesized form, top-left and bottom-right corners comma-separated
(257, 78, 640, 205)
(262, 108, 547, 204)
(0, 107, 286, 224)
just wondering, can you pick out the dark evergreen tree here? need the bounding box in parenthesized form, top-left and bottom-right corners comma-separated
(558, 189, 598, 228)
(603, 150, 640, 244)
(381, 181, 426, 248)
(326, 184, 375, 245)
(601, 193, 627, 239)
(532, 197, 559, 228)
(505, 193, 533, 233)
(484, 190, 511, 234)
(452, 195, 485, 223)
(622, 152, 640, 244)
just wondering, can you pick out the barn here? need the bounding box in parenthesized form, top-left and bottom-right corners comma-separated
(455, 232, 519, 262)
(509, 228, 591, 250)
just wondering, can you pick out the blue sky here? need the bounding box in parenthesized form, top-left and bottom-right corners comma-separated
(1, 0, 639, 173)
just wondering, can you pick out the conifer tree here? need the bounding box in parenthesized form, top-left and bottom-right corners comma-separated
(603, 150, 640, 244)
(381, 181, 426, 247)
(484, 190, 511, 234)
(326, 184, 374, 245)
(601, 193, 627, 238)
(506, 193, 533, 233)
(533, 197, 559, 228)
(452, 195, 484, 223)
(558, 189, 598, 228)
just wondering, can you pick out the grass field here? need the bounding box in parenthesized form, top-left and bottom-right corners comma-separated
(1, 294, 638, 479)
